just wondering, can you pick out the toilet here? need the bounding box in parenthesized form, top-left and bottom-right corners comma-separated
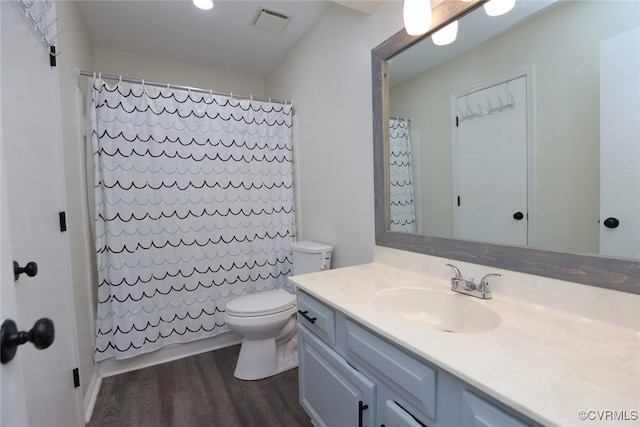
(225, 240, 333, 380)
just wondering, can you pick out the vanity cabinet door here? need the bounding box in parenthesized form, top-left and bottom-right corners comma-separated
(462, 391, 530, 427)
(298, 324, 376, 427)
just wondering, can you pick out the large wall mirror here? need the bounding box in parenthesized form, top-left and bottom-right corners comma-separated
(372, 0, 640, 293)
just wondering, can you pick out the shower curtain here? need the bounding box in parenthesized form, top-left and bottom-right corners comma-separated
(90, 79, 294, 360)
(389, 118, 416, 232)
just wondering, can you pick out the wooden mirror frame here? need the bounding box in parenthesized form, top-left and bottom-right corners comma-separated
(372, 0, 640, 294)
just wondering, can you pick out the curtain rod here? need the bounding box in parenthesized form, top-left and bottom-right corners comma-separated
(77, 70, 291, 106)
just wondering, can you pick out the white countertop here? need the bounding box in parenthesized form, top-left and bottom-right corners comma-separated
(289, 262, 640, 427)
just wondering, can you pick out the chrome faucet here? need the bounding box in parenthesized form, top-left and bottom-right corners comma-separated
(445, 264, 500, 300)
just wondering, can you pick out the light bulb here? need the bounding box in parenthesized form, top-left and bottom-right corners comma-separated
(403, 0, 432, 36)
(432, 20, 458, 46)
(483, 0, 516, 17)
(193, 0, 214, 11)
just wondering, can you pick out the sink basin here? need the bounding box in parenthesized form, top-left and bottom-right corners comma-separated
(371, 287, 500, 333)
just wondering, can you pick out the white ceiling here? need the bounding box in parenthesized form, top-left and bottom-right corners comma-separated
(75, 0, 382, 77)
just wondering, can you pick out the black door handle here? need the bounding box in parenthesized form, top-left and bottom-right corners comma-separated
(603, 217, 620, 229)
(14, 261, 38, 281)
(1, 318, 55, 364)
(297, 310, 317, 324)
(513, 212, 524, 221)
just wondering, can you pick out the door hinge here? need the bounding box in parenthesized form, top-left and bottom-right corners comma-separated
(456, 116, 459, 127)
(457, 196, 461, 206)
(59, 211, 67, 232)
(73, 368, 80, 388)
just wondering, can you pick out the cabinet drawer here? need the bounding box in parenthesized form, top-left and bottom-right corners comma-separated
(462, 391, 530, 427)
(298, 324, 375, 427)
(346, 321, 437, 420)
(297, 291, 336, 345)
(384, 400, 426, 427)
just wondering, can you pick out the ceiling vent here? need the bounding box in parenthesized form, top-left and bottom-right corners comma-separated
(253, 8, 291, 34)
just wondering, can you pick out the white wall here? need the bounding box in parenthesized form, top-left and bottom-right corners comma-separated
(93, 48, 265, 97)
(266, 1, 405, 268)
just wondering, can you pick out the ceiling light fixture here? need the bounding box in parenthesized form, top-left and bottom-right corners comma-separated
(483, 0, 516, 17)
(403, 0, 432, 36)
(193, 0, 213, 11)
(432, 20, 458, 46)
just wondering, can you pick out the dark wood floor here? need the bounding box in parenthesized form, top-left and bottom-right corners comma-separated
(88, 345, 313, 427)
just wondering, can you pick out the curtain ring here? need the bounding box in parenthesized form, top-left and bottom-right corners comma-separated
(230, 92, 233, 99)
(119, 75, 122, 84)
(92, 72, 96, 79)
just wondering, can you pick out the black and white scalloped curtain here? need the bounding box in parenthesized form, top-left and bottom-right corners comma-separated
(389, 118, 416, 233)
(90, 79, 294, 360)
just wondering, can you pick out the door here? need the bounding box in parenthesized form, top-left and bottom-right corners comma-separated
(1, 2, 83, 426)
(453, 75, 529, 246)
(298, 325, 375, 427)
(599, 27, 640, 259)
(1, 18, 29, 418)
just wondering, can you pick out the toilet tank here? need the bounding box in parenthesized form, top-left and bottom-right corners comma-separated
(290, 240, 333, 275)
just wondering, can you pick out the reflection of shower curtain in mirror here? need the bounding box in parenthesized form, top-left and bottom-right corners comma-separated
(389, 118, 416, 232)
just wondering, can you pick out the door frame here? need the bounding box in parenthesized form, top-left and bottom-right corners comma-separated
(450, 65, 537, 246)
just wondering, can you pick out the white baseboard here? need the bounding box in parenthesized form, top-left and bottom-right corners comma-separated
(96, 332, 242, 378)
(84, 369, 102, 424)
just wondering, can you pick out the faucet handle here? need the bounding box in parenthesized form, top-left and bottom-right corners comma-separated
(479, 273, 501, 291)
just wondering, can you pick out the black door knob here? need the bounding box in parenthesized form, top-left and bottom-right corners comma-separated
(1, 318, 55, 364)
(513, 212, 524, 220)
(13, 261, 38, 281)
(603, 217, 620, 229)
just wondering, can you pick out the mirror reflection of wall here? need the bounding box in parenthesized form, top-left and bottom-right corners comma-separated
(388, 0, 640, 259)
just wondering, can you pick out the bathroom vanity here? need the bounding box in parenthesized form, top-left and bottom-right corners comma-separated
(289, 260, 640, 427)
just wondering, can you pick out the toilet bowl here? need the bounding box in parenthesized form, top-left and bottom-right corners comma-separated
(225, 289, 298, 380)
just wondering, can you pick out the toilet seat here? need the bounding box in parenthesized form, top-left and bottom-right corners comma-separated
(226, 289, 296, 317)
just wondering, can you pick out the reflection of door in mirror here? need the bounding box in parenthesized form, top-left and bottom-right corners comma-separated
(453, 74, 530, 246)
(389, 118, 417, 232)
(599, 27, 640, 259)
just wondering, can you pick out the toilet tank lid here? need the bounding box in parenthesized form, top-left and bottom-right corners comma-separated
(290, 240, 333, 254)
(226, 289, 296, 316)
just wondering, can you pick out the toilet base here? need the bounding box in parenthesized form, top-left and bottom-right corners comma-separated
(233, 337, 298, 381)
